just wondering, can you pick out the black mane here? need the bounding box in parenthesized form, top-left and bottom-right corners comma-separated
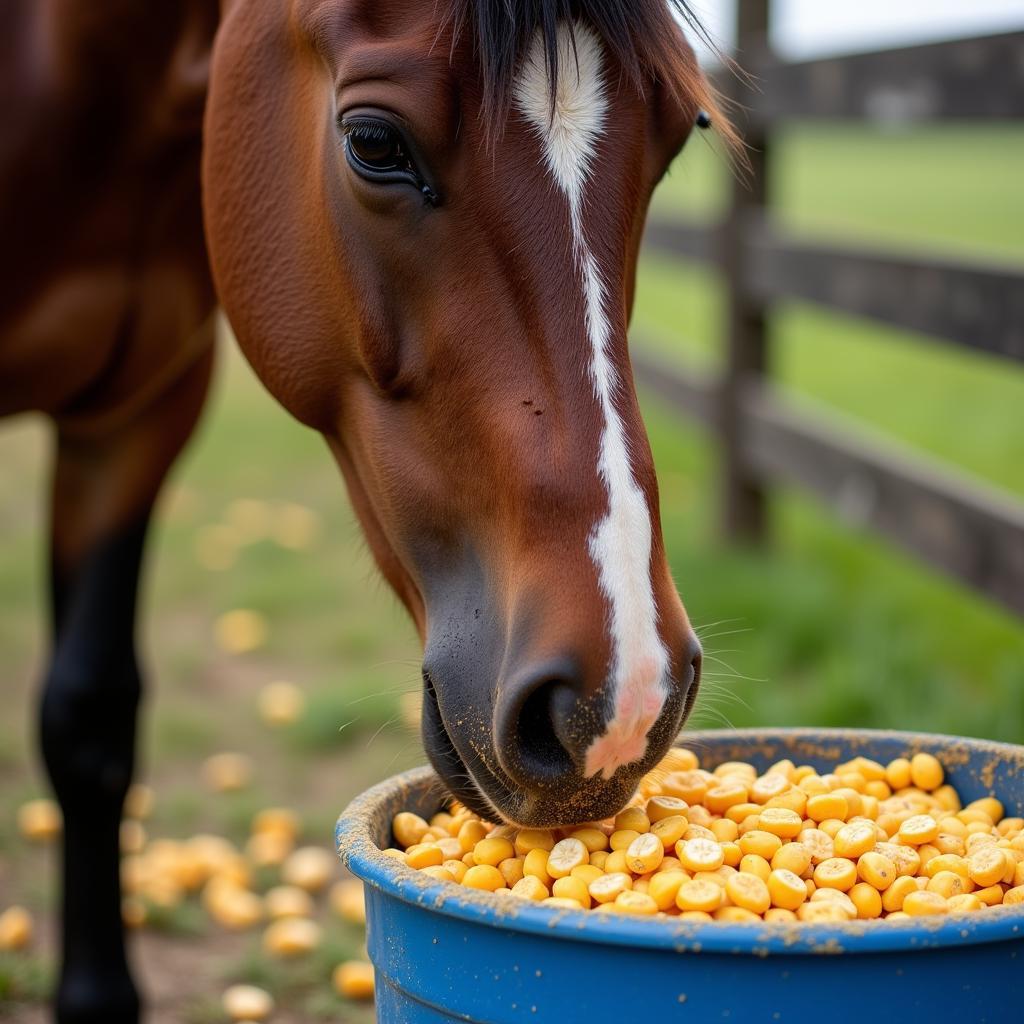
(446, 0, 730, 139)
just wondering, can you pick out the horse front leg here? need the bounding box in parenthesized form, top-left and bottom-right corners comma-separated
(41, 519, 148, 1023)
(40, 348, 212, 1023)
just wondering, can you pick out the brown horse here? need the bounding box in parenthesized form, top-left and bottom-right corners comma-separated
(2, 0, 728, 1018)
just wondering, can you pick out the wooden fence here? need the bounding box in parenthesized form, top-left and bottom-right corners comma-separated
(635, 3, 1024, 616)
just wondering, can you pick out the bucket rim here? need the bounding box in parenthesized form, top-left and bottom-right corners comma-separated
(336, 727, 1024, 955)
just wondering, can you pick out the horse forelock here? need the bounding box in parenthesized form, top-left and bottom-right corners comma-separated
(444, 0, 735, 149)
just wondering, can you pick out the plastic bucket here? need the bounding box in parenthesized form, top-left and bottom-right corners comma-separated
(336, 728, 1024, 1024)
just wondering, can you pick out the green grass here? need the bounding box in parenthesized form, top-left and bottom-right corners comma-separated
(636, 124, 1024, 742)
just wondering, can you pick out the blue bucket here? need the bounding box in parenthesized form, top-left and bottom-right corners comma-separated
(337, 728, 1024, 1024)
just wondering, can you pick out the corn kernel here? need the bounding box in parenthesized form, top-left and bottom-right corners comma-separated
(613, 890, 658, 915)
(798, 829, 835, 864)
(677, 837, 725, 873)
(223, 984, 274, 1020)
(849, 882, 882, 919)
(897, 815, 940, 846)
(263, 917, 321, 957)
(797, 902, 852, 923)
(603, 850, 627, 874)
(750, 773, 790, 804)
(498, 857, 525, 887)
(736, 830, 780, 860)
(268, 885, 316, 921)
(463, 865, 505, 891)
(543, 897, 584, 910)
(511, 875, 549, 900)
(714, 906, 761, 923)
(473, 837, 514, 867)
(909, 753, 944, 791)
(903, 890, 948, 916)
(660, 747, 700, 773)
(662, 770, 708, 804)
(725, 802, 762, 824)
(923, 853, 970, 884)
(0, 906, 33, 951)
(405, 843, 444, 870)
(771, 842, 812, 876)
(810, 888, 857, 918)
(620, 832, 661, 875)
(806, 793, 848, 824)
(571, 864, 603, 885)
(813, 858, 857, 892)
(444, 860, 468, 883)
(720, 841, 741, 867)
(752, 807, 800, 839)
(589, 872, 632, 904)
(419, 866, 455, 883)
(720, 868, 770, 917)
(652, 815, 689, 848)
(875, 841, 921, 877)
(458, 820, 488, 853)
(967, 845, 1007, 887)
(857, 851, 896, 891)
(833, 822, 876, 859)
(393, 812, 429, 848)
(17, 799, 61, 844)
(528, 847, 552, 888)
(705, 783, 749, 814)
(568, 827, 608, 853)
(609, 829, 640, 853)
(886, 758, 912, 790)
(739, 854, 772, 882)
(1003, 885, 1024, 906)
(767, 869, 806, 911)
(333, 961, 375, 1001)
(552, 876, 591, 908)
(926, 870, 965, 900)
(881, 875, 919, 913)
(672, 878, 720, 913)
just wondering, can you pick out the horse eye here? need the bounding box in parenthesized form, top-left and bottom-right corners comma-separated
(340, 116, 441, 206)
(346, 121, 408, 173)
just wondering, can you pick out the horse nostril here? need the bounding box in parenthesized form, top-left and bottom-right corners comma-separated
(496, 660, 580, 791)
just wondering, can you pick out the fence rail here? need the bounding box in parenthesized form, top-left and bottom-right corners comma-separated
(728, 31, 1024, 124)
(637, 8, 1024, 616)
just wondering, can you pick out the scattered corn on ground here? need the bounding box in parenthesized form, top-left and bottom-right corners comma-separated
(387, 749, 1024, 922)
(7, 766, 375, 1010)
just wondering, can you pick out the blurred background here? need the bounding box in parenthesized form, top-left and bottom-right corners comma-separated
(1, 1, 1022, 1020)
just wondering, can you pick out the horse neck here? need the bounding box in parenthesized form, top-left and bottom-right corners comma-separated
(40, 0, 220, 138)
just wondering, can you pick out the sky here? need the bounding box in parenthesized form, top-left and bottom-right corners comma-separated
(685, 0, 1024, 61)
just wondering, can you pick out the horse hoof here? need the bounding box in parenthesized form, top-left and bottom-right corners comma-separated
(56, 973, 140, 1024)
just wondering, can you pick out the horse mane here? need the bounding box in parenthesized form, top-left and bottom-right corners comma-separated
(446, 0, 737, 149)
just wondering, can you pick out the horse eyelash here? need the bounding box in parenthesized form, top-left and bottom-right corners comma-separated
(341, 118, 396, 142)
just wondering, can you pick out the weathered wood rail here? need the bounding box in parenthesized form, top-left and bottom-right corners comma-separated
(636, 5, 1024, 615)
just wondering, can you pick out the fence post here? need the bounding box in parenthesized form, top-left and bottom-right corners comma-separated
(720, 0, 771, 541)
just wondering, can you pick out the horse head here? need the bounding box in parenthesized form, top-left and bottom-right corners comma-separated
(204, 0, 730, 825)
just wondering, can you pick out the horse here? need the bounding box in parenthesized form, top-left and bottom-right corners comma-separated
(1, 0, 731, 1018)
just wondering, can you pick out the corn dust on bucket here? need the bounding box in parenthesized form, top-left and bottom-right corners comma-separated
(337, 730, 1024, 1024)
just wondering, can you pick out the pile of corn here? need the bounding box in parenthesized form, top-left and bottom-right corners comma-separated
(5, 776, 375, 1007)
(387, 749, 1024, 922)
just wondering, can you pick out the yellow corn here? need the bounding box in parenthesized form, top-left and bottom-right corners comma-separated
(385, 744, 1021, 926)
(333, 961, 375, 1001)
(767, 869, 806, 911)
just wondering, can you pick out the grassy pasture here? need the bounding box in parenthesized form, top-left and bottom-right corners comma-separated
(0, 124, 1022, 1018)
(637, 125, 1024, 740)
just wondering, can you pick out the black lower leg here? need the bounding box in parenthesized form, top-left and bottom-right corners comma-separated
(41, 517, 149, 1024)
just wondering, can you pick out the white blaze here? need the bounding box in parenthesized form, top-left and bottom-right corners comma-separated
(514, 25, 670, 782)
